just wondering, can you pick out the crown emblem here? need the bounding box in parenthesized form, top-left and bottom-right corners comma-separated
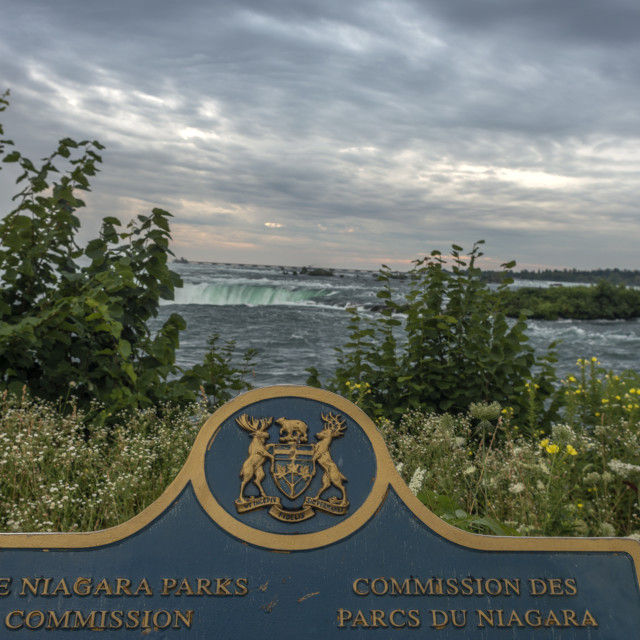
(234, 412, 349, 522)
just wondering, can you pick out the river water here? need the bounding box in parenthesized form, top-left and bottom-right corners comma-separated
(153, 262, 640, 388)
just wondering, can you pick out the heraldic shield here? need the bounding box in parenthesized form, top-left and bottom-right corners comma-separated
(270, 443, 315, 499)
(234, 412, 349, 522)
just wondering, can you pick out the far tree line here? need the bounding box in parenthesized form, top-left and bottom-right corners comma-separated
(482, 268, 640, 287)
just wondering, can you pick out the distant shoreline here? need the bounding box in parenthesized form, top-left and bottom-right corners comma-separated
(482, 268, 640, 287)
(173, 258, 640, 286)
(172, 258, 380, 275)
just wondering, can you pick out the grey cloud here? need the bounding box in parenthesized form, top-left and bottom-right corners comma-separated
(422, 0, 640, 46)
(2, 0, 640, 269)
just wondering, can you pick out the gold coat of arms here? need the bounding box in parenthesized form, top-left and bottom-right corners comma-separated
(234, 412, 349, 522)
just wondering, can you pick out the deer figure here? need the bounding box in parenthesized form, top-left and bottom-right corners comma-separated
(312, 412, 348, 505)
(237, 414, 274, 501)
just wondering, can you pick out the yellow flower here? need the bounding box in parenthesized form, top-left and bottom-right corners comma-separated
(601, 398, 609, 404)
(539, 438, 549, 449)
(566, 444, 577, 456)
(591, 357, 598, 363)
(577, 502, 584, 508)
(545, 444, 559, 454)
(568, 376, 576, 383)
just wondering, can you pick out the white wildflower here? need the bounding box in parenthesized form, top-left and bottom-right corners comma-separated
(583, 472, 602, 485)
(508, 482, 525, 495)
(552, 423, 576, 443)
(608, 459, 640, 476)
(408, 467, 427, 495)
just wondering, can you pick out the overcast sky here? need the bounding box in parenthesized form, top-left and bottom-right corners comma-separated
(2, 0, 640, 270)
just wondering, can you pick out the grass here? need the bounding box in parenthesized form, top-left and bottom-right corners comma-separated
(382, 358, 640, 539)
(0, 389, 207, 532)
(1, 358, 639, 539)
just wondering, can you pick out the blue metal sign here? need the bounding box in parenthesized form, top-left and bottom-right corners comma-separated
(1, 386, 639, 638)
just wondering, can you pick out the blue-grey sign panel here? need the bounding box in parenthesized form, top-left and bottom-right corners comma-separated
(1, 386, 639, 639)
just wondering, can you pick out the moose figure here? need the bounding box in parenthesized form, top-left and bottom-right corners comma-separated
(312, 412, 348, 505)
(236, 414, 274, 502)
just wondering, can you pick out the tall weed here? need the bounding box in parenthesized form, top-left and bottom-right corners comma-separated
(381, 360, 640, 539)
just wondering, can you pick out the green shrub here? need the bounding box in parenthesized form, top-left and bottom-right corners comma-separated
(503, 281, 640, 320)
(308, 241, 558, 425)
(0, 92, 255, 420)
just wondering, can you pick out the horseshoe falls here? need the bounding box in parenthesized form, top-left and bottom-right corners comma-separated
(152, 262, 640, 389)
(172, 282, 332, 306)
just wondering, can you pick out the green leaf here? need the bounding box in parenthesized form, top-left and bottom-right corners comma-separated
(118, 339, 132, 359)
(122, 362, 137, 382)
(85, 239, 106, 261)
(3, 150, 20, 163)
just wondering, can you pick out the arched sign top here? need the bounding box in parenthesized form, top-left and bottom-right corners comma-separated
(191, 386, 393, 550)
(1, 385, 639, 564)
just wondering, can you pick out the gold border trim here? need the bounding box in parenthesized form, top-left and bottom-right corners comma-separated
(0, 386, 639, 575)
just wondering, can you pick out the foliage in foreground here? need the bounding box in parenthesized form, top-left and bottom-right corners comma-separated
(2, 359, 638, 537)
(0, 390, 206, 533)
(383, 358, 640, 539)
(0, 91, 255, 419)
(308, 241, 558, 425)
